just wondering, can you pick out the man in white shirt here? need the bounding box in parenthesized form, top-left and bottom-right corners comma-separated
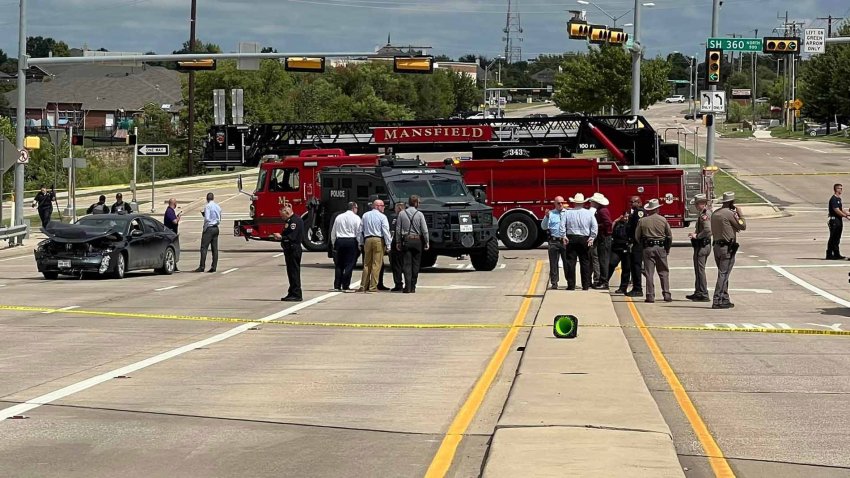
(330, 202, 362, 291)
(359, 199, 392, 292)
(563, 193, 598, 290)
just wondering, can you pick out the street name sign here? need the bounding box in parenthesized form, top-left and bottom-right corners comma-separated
(707, 37, 763, 52)
(700, 90, 726, 114)
(804, 28, 826, 54)
(137, 144, 170, 156)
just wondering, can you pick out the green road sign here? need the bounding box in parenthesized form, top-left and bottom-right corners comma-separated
(708, 73, 719, 82)
(707, 37, 763, 52)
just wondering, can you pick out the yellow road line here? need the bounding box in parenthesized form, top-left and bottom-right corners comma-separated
(626, 298, 735, 478)
(424, 260, 543, 478)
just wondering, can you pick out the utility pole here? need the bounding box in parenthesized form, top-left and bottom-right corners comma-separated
(13, 0, 27, 241)
(817, 15, 843, 37)
(705, 0, 720, 167)
(186, 0, 197, 176)
(630, 0, 643, 118)
(752, 28, 758, 121)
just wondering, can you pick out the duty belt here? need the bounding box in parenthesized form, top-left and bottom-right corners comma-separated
(713, 239, 736, 247)
(642, 239, 665, 247)
(691, 237, 711, 248)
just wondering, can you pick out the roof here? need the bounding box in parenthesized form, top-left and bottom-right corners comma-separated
(4, 64, 182, 112)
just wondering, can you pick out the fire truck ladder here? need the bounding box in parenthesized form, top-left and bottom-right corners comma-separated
(204, 115, 677, 168)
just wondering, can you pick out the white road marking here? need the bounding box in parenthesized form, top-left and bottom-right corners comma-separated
(705, 322, 794, 330)
(759, 259, 769, 263)
(273, 253, 284, 258)
(748, 255, 759, 258)
(669, 263, 848, 270)
(154, 285, 178, 291)
(221, 268, 239, 275)
(670, 288, 772, 294)
(0, 255, 29, 262)
(770, 265, 850, 308)
(42, 305, 79, 314)
(0, 281, 359, 422)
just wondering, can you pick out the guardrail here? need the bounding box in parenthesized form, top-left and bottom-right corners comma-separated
(0, 224, 29, 247)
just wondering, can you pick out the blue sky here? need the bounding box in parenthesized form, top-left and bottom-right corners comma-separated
(0, 0, 848, 61)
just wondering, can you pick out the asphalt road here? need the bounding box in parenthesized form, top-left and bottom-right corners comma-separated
(0, 180, 548, 478)
(620, 102, 850, 477)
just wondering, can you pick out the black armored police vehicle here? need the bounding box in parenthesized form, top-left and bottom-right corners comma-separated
(311, 156, 500, 271)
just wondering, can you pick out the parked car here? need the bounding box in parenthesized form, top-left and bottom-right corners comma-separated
(805, 123, 847, 136)
(34, 214, 179, 279)
(524, 113, 549, 119)
(665, 95, 686, 103)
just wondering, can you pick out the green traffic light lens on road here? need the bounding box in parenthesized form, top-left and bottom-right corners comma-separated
(553, 315, 578, 338)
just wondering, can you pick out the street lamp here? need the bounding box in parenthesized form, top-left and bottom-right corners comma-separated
(576, 0, 653, 27)
(483, 56, 504, 116)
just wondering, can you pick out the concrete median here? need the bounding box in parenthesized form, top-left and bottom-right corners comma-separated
(481, 289, 684, 478)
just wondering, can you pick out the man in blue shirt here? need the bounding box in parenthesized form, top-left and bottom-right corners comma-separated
(163, 198, 182, 271)
(542, 195, 567, 289)
(359, 199, 392, 292)
(194, 192, 221, 273)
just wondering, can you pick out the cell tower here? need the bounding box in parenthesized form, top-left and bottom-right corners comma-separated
(503, 0, 523, 63)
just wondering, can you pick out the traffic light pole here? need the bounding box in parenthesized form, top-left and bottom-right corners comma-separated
(705, 0, 720, 167)
(13, 0, 27, 244)
(630, 0, 642, 117)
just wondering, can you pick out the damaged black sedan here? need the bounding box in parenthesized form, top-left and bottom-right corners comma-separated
(34, 214, 179, 279)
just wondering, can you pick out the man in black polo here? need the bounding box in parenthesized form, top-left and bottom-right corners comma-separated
(827, 183, 849, 260)
(274, 205, 304, 302)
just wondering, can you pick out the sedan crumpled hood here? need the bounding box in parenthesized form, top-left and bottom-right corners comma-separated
(42, 222, 123, 244)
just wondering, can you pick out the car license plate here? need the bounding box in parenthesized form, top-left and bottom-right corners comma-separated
(58, 260, 71, 268)
(460, 214, 473, 232)
(460, 224, 473, 232)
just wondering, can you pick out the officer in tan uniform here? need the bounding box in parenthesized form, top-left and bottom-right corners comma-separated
(711, 192, 746, 309)
(635, 198, 673, 303)
(686, 194, 712, 302)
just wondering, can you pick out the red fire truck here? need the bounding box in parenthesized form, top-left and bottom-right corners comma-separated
(225, 115, 712, 250)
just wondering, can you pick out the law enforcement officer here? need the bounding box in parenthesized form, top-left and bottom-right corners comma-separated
(87, 195, 110, 215)
(111, 192, 133, 214)
(542, 195, 567, 289)
(590, 193, 613, 289)
(379, 202, 406, 291)
(635, 198, 673, 303)
(686, 194, 712, 301)
(826, 183, 849, 260)
(608, 214, 631, 293)
(274, 205, 304, 302)
(626, 196, 645, 297)
(32, 185, 55, 228)
(711, 192, 746, 309)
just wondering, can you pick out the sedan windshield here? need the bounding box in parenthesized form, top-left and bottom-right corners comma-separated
(76, 217, 130, 232)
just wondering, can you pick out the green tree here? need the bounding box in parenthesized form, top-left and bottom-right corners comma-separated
(26, 36, 70, 58)
(799, 23, 850, 122)
(173, 40, 222, 54)
(554, 45, 670, 114)
(448, 72, 479, 113)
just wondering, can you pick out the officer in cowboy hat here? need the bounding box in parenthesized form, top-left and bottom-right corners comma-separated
(563, 193, 598, 290)
(687, 194, 712, 301)
(710, 192, 746, 309)
(589, 192, 613, 289)
(635, 198, 673, 303)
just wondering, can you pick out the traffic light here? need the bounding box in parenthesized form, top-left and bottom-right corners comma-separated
(284, 57, 326, 73)
(70, 134, 84, 146)
(705, 49, 721, 85)
(588, 25, 610, 45)
(176, 59, 217, 71)
(608, 28, 628, 45)
(393, 56, 434, 74)
(126, 134, 137, 146)
(763, 37, 800, 54)
(567, 20, 590, 40)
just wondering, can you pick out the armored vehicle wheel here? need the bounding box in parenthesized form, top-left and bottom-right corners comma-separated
(302, 212, 328, 252)
(470, 238, 499, 271)
(498, 213, 539, 250)
(421, 251, 438, 268)
(42, 271, 59, 280)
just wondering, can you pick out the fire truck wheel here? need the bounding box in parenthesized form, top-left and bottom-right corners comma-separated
(301, 212, 328, 252)
(470, 238, 499, 271)
(498, 213, 539, 250)
(421, 251, 438, 269)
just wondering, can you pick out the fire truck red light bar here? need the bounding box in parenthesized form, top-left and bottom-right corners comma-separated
(373, 126, 494, 144)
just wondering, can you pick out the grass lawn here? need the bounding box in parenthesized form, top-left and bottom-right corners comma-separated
(718, 122, 754, 138)
(504, 101, 549, 112)
(678, 147, 763, 204)
(770, 126, 850, 145)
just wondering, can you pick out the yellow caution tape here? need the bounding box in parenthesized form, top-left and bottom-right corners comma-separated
(2, 305, 849, 336)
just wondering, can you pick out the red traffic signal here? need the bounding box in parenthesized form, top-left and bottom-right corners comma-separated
(70, 134, 84, 145)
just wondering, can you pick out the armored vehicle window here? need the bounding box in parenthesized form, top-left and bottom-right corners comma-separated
(431, 179, 468, 197)
(322, 177, 333, 188)
(269, 168, 300, 192)
(357, 185, 369, 198)
(342, 178, 352, 188)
